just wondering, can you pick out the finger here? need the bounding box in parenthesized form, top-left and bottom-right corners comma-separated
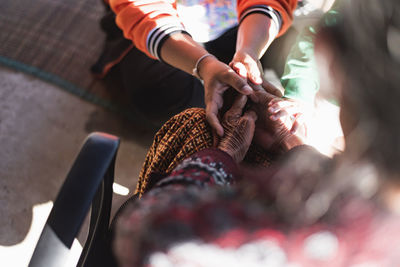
(239, 111, 257, 137)
(206, 103, 224, 137)
(262, 79, 284, 97)
(291, 120, 300, 134)
(290, 114, 306, 133)
(279, 105, 302, 117)
(246, 81, 264, 103)
(230, 62, 248, 79)
(248, 81, 264, 92)
(249, 83, 275, 103)
(243, 110, 258, 123)
(268, 97, 282, 106)
(229, 94, 248, 115)
(248, 93, 259, 103)
(221, 69, 253, 95)
(269, 106, 300, 121)
(245, 61, 262, 84)
(268, 101, 296, 114)
(239, 110, 257, 146)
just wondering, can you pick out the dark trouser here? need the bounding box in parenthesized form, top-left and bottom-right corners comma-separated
(118, 26, 298, 121)
(119, 48, 205, 121)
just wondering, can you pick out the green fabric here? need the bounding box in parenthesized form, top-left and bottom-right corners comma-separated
(281, 26, 319, 104)
(281, 9, 340, 105)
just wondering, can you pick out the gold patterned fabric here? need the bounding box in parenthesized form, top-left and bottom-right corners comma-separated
(137, 108, 272, 196)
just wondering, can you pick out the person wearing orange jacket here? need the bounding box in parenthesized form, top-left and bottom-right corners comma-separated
(94, 0, 297, 130)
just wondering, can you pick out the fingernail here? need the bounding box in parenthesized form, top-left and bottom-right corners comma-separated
(270, 115, 278, 121)
(268, 107, 276, 113)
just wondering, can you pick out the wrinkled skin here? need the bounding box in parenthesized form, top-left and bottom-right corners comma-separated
(217, 95, 257, 163)
(268, 97, 311, 134)
(249, 81, 307, 154)
(217, 80, 306, 160)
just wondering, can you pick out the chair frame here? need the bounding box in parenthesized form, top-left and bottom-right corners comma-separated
(29, 132, 120, 267)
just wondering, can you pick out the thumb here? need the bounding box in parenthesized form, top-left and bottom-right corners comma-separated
(262, 79, 284, 97)
(230, 61, 248, 79)
(221, 69, 253, 96)
(245, 60, 262, 85)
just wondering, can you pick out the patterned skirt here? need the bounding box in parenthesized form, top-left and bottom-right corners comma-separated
(136, 108, 272, 196)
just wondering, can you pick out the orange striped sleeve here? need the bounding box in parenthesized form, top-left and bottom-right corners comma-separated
(237, 0, 297, 37)
(109, 0, 188, 60)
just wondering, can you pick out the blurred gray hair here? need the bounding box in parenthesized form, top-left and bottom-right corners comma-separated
(323, 0, 400, 176)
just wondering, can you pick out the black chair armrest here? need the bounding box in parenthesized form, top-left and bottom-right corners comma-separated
(29, 132, 120, 267)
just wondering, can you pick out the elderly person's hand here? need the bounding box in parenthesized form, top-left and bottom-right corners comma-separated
(268, 97, 312, 134)
(250, 81, 307, 154)
(217, 94, 257, 163)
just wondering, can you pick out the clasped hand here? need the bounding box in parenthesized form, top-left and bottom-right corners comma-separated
(217, 80, 307, 162)
(199, 54, 281, 136)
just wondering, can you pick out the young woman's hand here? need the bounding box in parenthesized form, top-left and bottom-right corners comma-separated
(230, 13, 279, 86)
(230, 50, 263, 85)
(199, 56, 258, 137)
(217, 94, 257, 163)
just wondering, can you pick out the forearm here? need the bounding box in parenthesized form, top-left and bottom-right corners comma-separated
(110, 0, 184, 59)
(236, 13, 279, 58)
(160, 32, 210, 75)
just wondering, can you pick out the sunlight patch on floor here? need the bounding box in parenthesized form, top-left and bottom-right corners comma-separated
(0, 201, 83, 267)
(113, 182, 130, 196)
